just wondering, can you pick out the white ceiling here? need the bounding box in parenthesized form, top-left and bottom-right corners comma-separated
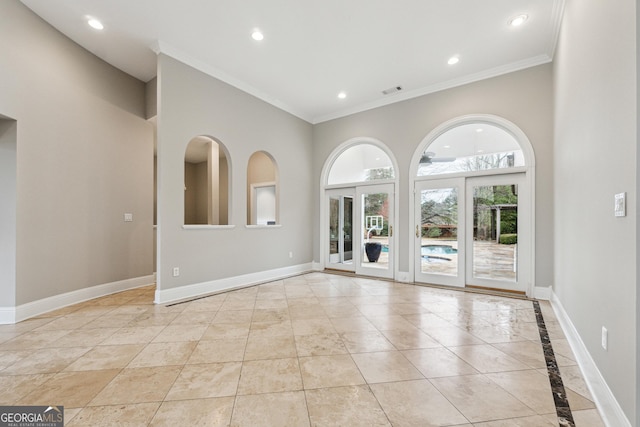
(20, 0, 563, 124)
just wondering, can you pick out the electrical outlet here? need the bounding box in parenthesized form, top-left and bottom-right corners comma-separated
(124, 213, 133, 222)
(601, 326, 608, 350)
(289, 251, 293, 259)
(172, 267, 180, 277)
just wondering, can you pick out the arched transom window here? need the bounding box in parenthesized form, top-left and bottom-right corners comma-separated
(417, 123, 524, 176)
(328, 144, 395, 185)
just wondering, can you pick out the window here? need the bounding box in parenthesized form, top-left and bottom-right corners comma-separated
(417, 123, 524, 176)
(247, 151, 278, 225)
(184, 136, 229, 225)
(328, 144, 395, 185)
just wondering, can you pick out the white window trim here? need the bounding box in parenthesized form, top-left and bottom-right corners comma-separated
(319, 138, 400, 280)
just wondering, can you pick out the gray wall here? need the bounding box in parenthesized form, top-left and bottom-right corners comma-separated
(0, 0, 154, 305)
(554, 0, 637, 421)
(312, 64, 555, 287)
(0, 118, 17, 307)
(156, 55, 313, 290)
(637, 1, 640, 424)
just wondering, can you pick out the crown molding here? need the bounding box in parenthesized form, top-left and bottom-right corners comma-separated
(548, 0, 566, 59)
(150, 40, 554, 126)
(312, 54, 552, 124)
(150, 40, 313, 123)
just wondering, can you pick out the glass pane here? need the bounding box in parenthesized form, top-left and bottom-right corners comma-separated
(343, 197, 353, 261)
(420, 188, 458, 276)
(418, 123, 524, 176)
(362, 192, 389, 269)
(329, 196, 353, 265)
(328, 144, 395, 185)
(472, 184, 518, 281)
(329, 197, 339, 256)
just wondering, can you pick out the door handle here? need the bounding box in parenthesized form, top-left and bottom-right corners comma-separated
(389, 225, 393, 237)
(416, 225, 420, 238)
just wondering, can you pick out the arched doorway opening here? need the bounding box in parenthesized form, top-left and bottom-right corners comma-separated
(410, 115, 535, 295)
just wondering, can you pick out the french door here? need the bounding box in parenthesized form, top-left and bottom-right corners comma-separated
(466, 174, 529, 292)
(327, 189, 355, 272)
(414, 179, 465, 287)
(356, 184, 394, 279)
(326, 184, 395, 279)
(415, 173, 529, 293)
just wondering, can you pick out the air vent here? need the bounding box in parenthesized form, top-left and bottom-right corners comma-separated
(382, 86, 402, 95)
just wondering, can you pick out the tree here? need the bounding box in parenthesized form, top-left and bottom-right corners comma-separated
(365, 167, 394, 181)
(463, 152, 515, 172)
(473, 184, 518, 239)
(420, 190, 457, 226)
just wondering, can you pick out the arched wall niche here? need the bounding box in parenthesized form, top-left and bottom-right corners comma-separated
(184, 135, 230, 225)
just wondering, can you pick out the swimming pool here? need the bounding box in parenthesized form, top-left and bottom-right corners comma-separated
(421, 244, 457, 256)
(382, 244, 458, 257)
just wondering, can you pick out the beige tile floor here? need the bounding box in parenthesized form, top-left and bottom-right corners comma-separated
(0, 272, 606, 426)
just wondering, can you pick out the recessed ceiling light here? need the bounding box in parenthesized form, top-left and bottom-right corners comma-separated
(251, 30, 264, 41)
(509, 14, 528, 27)
(476, 128, 483, 133)
(87, 18, 104, 30)
(447, 56, 459, 65)
(443, 145, 451, 148)
(338, 92, 347, 99)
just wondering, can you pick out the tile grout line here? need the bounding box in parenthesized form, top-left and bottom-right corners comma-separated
(532, 300, 575, 427)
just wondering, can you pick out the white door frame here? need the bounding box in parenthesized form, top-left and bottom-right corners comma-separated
(326, 188, 355, 272)
(355, 183, 395, 279)
(465, 173, 529, 292)
(319, 137, 400, 280)
(414, 178, 466, 287)
(408, 114, 536, 297)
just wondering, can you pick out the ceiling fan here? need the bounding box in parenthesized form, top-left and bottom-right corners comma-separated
(419, 151, 456, 165)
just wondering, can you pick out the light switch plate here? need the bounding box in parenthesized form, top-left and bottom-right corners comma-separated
(124, 213, 133, 222)
(614, 193, 626, 217)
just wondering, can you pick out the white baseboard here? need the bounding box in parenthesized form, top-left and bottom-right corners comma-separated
(155, 263, 313, 304)
(550, 290, 631, 427)
(0, 307, 16, 325)
(0, 274, 156, 325)
(396, 271, 411, 283)
(533, 285, 551, 300)
(311, 261, 322, 271)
